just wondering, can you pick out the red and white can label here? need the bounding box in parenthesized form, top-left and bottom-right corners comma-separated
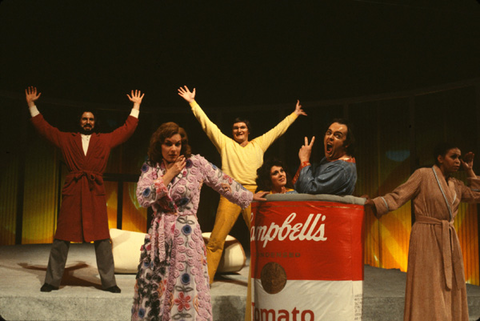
(250, 200, 365, 321)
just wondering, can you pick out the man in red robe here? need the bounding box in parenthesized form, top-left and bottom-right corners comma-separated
(25, 86, 144, 293)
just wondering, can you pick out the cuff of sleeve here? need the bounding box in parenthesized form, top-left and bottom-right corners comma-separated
(467, 176, 480, 182)
(242, 191, 254, 209)
(29, 105, 40, 117)
(130, 109, 140, 118)
(290, 111, 299, 120)
(189, 100, 198, 109)
(372, 197, 389, 217)
(301, 161, 311, 168)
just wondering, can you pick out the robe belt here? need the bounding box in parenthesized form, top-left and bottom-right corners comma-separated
(415, 216, 464, 291)
(68, 170, 102, 191)
(149, 212, 177, 264)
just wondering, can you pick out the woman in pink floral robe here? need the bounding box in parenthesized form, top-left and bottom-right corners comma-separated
(132, 122, 258, 321)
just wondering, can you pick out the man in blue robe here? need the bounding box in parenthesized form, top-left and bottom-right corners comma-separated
(293, 119, 357, 195)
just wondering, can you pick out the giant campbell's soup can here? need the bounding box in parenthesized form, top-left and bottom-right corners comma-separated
(250, 195, 365, 321)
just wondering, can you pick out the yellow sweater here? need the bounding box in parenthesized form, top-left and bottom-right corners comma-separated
(190, 101, 298, 185)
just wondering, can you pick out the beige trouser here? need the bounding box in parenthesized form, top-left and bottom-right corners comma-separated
(206, 185, 256, 280)
(206, 185, 256, 321)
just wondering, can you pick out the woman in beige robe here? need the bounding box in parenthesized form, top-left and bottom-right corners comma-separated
(366, 143, 480, 321)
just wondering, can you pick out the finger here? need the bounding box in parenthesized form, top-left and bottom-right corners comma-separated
(304, 136, 308, 146)
(309, 136, 316, 146)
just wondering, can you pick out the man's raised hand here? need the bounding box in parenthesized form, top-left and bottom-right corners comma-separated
(178, 86, 196, 103)
(298, 136, 315, 163)
(25, 86, 41, 108)
(127, 90, 145, 110)
(294, 100, 307, 116)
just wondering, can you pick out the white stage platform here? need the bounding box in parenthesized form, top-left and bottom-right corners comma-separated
(1, 244, 480, 320)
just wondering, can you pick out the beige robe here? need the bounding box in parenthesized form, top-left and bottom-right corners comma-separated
(373, 165, 480, 321)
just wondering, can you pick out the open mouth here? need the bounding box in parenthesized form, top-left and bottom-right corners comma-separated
(326, 143, 333, 153)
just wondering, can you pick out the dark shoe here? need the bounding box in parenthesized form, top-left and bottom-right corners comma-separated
(40, 283, 58, 292)
(104, 285, 121, 293)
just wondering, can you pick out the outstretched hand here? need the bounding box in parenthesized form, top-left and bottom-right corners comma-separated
(298, 136, 315, 163)
(25, 86, 41, 108)
(294, 100, 307, 116)
(178, 86, 196, 103)
(127, 90, 144, 110)
(253, 191, 268, 202)
(362, 196, 378, 217)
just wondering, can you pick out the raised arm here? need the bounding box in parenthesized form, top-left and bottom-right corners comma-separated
(105, 90, 142, 147)
(255, 100, 304, 151)
(25, 86, 42, 108)
(127, 89, 145, 111)
(177, 86, 227, 151)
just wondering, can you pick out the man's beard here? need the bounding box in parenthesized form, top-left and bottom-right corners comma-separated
(80, 126, 94, 135)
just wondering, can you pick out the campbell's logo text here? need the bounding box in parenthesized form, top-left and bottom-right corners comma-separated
(251, 213, 327, 248)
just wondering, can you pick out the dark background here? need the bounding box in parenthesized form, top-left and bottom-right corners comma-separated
(1, 0, 480, 108)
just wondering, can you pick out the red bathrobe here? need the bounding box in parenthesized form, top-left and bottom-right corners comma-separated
(31, 114, 138, 242)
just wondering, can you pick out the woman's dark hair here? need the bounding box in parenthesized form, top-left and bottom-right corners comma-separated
(433, 142, 459, 166)
(147, 122, 192, 165)
(232, 117, 252, 132)
(255, 158, 293, 192)
(326, 118, 356, 157)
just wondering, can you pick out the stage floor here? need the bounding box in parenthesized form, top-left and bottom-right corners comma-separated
(1, 243, 480, 320)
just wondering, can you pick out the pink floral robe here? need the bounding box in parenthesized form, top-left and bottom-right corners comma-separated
(132, 154, 253, 321)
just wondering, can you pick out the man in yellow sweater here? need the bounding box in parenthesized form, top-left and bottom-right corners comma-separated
(178, 86, 306, 282)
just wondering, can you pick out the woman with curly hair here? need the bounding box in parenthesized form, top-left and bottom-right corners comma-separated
(256, 158, 295, 194)
(132, 122, 266, 321)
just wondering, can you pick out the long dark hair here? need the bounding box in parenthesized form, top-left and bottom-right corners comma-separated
(147, 122, 192, 165)
(255, 158, 293, 192)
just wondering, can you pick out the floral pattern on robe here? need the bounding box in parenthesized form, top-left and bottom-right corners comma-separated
(132, 154, 253, 321)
